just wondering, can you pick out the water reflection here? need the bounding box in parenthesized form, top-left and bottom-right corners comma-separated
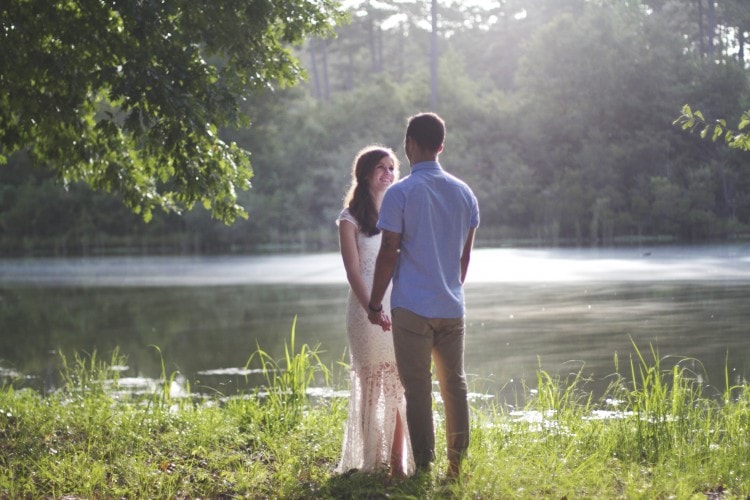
(464, 281, 750, 401)
(1, 245, 749, 402)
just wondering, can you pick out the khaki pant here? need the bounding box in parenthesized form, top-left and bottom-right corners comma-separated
(391, 307, 469, 470)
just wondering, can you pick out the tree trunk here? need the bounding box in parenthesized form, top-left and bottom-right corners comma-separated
(321, 40, 330, 100)
(698, 0, 705, 56)
(707, 0, 716, 57)
(308, 39, 322, 100)
(346, 49, 354, 91)
(376, 22, 383, 73)
(430, 0, 438, 109)
(738, 27, 746, 64)
(397, 20, 406, 81)
(367, 2, 380, 73)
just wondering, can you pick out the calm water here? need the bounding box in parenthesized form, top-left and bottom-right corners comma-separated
(2, 245, 750, 400)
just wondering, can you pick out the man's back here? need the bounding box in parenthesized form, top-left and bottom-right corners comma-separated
(377, 160, 479, 318)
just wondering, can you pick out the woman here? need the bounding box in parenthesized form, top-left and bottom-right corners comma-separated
(335, 145, 414, 477)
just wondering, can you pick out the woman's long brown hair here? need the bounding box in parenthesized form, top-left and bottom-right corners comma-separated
(343, 146, 399, 236)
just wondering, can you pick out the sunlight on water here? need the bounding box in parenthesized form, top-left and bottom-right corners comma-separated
(470, 246, 750, 283)
(197, 367, 269, 376)
(0, 367, 30, 380)
(114, 376, 158, 392)
(0, 254, 346, 286)
(1, 245, 749, 286)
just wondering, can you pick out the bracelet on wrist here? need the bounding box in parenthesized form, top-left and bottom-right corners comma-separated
(368, 302, 383, 313)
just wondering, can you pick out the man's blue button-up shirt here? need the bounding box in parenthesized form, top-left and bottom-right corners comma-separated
(377, 161, 480, 318)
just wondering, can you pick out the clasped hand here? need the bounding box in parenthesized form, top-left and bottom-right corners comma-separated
(367, 309, 391, 331)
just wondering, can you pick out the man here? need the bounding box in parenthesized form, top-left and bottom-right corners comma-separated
(367, 112, 479, 479)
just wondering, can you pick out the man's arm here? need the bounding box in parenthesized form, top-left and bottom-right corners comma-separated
(367, 229, 401, 329)
(460, 227, 476, 284)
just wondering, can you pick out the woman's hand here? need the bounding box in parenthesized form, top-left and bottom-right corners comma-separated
(367, 308, 391, 332)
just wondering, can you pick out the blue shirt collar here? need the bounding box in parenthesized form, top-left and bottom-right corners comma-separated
(411, 160, 441, 172)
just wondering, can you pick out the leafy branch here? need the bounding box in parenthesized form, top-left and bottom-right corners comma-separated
(0, 0, 344, 224)
(674, 105, 750, 152)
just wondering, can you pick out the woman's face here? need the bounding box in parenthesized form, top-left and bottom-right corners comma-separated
(367, 155, 396, 193)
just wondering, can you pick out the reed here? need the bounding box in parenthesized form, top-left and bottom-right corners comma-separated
(240, 315, 332, 434)
(1, 333, 749, 498)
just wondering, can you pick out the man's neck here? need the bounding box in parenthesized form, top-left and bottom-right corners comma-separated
(410, 152, 438, 165)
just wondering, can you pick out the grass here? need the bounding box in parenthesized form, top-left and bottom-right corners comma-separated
(1, 335, 749, 498)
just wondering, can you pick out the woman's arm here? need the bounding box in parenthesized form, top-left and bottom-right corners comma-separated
(339, 220, 371, 311)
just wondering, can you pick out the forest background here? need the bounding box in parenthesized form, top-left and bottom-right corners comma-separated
(2, 0, 749, 256)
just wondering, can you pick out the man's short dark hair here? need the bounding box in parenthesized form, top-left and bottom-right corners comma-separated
(406, 112, 445, 152)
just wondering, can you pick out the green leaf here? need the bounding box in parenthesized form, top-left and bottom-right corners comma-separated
(712, 125, 723, 142)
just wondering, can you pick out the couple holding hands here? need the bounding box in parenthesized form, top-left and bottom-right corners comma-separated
(335, 112, 480, 480)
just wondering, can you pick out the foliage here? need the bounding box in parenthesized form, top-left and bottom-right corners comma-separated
(0, 0, 343, 223)
(2, 342, 750, 497)
(2, 0, 750, 253)
(675, 105, 750, 152)
(243, 315, 331, 433)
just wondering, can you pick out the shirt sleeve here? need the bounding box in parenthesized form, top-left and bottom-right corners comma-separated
(376, 188, 404, 234)
(471, 192, 480, 228)
(337, 207, 359, 230)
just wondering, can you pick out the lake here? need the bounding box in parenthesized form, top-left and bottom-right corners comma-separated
(2, 245, 750, 402)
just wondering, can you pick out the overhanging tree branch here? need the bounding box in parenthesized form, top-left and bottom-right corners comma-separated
(0, 0, 344, 223)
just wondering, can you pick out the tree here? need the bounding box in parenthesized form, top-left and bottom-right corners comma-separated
(4, 0, 750, 254)
(0, 0, 343, 223)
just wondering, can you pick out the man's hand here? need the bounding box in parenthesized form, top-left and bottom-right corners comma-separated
(367, 308, 392, 331)
(368, 230, 400, 332)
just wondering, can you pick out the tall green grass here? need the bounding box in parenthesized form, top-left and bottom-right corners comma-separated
(241, 315, 331, 434)
(460, 343, 750, 498)
(1, 333, 749, 498)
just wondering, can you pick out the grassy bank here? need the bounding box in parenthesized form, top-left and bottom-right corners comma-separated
(1, 337, 749, 498)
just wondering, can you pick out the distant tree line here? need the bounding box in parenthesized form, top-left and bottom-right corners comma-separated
(1, 0, 749, 256)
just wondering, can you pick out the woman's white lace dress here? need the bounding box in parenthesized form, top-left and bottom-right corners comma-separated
(336, 208, 415, 475)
